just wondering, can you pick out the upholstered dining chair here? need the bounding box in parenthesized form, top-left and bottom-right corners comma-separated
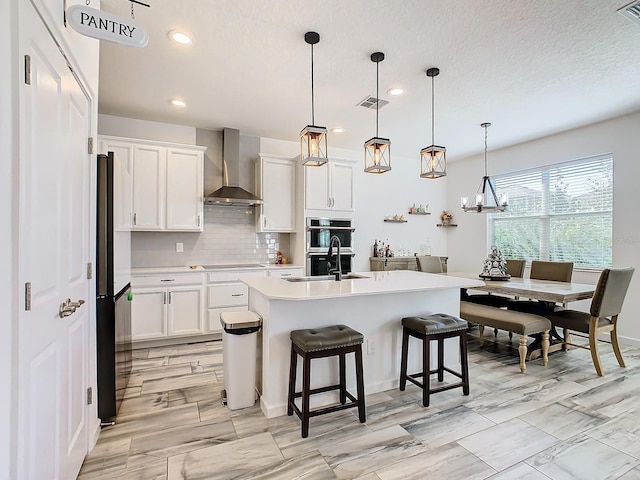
(465, 259, 527, 308)
(539, 267, 634, 376)
(508, 260, 574, 313)
(416, 256, 443, 273)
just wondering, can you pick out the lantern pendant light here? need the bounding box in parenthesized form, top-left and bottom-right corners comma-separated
(364, 52, 391, 173)
(461, 122, 508, 213)
(300, 31, 328, 167)
(420, 67, 446, 178)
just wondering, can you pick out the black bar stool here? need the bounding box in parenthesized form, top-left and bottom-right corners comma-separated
(287, 324, 366, 438)
(400, 313, 469, 407)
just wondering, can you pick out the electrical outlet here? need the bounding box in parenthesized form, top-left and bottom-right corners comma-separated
(367, 338, 376, 355)
(176, 242, 184, 253)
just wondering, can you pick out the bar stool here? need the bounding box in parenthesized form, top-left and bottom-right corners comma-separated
(400, 313, 469, 407)
(288, 324, 366, 438)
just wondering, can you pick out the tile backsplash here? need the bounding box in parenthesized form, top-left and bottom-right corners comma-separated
(131, 205, 289, 267)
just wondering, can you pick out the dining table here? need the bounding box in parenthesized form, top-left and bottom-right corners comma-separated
(447, 272, 597, 360)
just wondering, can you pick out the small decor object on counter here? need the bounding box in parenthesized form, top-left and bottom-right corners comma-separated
(480, 245, 510, 280)
(373, 239, 379, 257)
(440, 210, 453, 225)
(276, 251, 283, 264)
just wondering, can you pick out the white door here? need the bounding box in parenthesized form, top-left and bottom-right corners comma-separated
(166, 148, 203, 231)
(132, 145, 165, 230)
(18, 4, 91, 478)
(330, 162, 354, 212)
(131, 288, 167, 340)
(261, 157, 295, 231)
(304, 163, 330, 210)
(168, 286, 204, 336)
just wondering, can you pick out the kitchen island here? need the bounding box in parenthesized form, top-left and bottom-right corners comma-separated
(243, 270, 483, 418)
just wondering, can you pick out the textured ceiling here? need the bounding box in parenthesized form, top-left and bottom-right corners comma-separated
(98, 0, 640, 160)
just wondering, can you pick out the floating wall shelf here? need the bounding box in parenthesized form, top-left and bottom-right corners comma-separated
(384, 219, 407, 223)
(437, 223, 458, 227)
(408, 212, 431, 215)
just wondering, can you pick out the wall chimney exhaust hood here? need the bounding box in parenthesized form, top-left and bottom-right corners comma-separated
(204, 128, 263, 206)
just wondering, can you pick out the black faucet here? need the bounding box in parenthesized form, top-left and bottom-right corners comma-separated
(327, 235, 342, 281)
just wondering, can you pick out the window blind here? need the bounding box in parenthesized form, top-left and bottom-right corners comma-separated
(488, 154, 613, 268)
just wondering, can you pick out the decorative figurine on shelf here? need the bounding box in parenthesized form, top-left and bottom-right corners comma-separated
(441, 210, 453, 225)
(417, 204, 428, 213)
(479, 245, 510, 280)
(409, 204, 418, 214)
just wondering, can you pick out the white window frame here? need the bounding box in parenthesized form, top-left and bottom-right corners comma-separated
(488, 153, 613, 270)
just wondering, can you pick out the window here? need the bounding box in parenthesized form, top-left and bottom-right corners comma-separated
(488, 154, 612, 268)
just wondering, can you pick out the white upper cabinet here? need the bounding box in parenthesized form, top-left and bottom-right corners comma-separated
(97, 138, 133, 231)
(304, 159, 354, 212)
(256, 154, 296, 232)
(166, 148, 204, 230)
(98, 136, 206, 232)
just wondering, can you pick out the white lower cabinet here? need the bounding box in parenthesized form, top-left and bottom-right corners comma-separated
(131, 273, 205, 342)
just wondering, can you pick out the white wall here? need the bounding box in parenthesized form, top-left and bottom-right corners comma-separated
(447, 111, 640, 344)
(99, 114, 196, 144)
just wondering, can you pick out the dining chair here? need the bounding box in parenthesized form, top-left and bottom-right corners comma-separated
(508, 260, 574, 314)
(416, 256, 443, 273)
(539, 267, 634, 376)
(465, 259, 526, 308)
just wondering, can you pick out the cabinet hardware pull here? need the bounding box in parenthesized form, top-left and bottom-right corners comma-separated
(163, 292, 167, 304)
(264, 216, 267, 227)
(231, 293, 244, 297)
(281, 273, 291, 277)
(133, 212, 137, 225)
(168, 292, 172, 303)
(160, 279, 175, 282)
(197, 214, 200, 226)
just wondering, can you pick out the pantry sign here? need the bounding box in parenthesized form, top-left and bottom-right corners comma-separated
(66, 4, 149, 47)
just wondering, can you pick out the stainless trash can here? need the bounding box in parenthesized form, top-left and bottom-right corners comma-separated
(220, 310, 262, 410)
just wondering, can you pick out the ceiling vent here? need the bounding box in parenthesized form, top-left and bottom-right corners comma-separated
(618, 0, 640, 25)
(358, 96, 389, 110)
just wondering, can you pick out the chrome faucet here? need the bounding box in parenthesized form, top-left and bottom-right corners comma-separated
(327, 235, 342, 281)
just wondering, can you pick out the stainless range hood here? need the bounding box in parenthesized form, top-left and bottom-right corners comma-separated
(204, 128, 263, 206)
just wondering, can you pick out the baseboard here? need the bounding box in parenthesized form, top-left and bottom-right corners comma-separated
(88, 418, 101, 452)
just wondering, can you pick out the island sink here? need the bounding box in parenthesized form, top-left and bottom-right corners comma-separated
(285, 273, 370, 282)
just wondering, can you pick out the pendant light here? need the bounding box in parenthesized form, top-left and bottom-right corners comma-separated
(420, 67, 446, 178)
(364, 52, 391, 173)
(300, 31, 328, 167)
(461, 122, 508, 213)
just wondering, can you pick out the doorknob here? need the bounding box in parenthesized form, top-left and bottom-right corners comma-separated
(59, 298, 85, 318)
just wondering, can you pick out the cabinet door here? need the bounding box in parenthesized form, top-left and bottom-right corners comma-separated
(330, 161, 354, 212)
(131, 288, 167, 340)
(259, 156, 295, 232)
(167, 286, 204, 336)
(132, 145, 166, 230)
(304, 163, 331, 210)
(166, 148, 203, 231)
(98, 139, 133, 231)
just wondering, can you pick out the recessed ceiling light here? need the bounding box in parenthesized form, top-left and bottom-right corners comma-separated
(331, 127, 344, 134)
(168, 30, 192, 46)
(387, 87, 404, 96)
(170, 99, 186, 108)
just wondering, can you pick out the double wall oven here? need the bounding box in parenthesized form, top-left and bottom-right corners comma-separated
(306, 218, 355, 276)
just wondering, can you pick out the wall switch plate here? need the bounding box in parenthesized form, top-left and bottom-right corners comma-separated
(176, 242, 184, 253)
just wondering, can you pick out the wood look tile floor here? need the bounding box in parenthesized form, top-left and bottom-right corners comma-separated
(78, 331, 640, 480)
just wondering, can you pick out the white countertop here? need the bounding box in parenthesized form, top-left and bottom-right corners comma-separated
(243, 270, 484, 301)
(132, 264, 304, 275)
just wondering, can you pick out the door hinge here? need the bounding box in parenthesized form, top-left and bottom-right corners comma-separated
(86, 387, 93, 405)
(86, 262, 93, 280)
(24, 55, 31, 85)
(88, 137, 94, 155)
(24, 282, 31, 311)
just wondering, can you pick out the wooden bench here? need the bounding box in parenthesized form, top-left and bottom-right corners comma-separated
(460, 301, 551, 373)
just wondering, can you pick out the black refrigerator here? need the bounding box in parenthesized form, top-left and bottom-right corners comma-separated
(96, 152, 132, 425)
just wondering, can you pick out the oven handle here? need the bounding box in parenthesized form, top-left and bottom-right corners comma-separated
(306, 252, 355, 257)
(306, 226, 355, 231)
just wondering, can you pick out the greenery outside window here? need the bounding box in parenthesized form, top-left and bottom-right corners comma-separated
(488, 154, 613, 268)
